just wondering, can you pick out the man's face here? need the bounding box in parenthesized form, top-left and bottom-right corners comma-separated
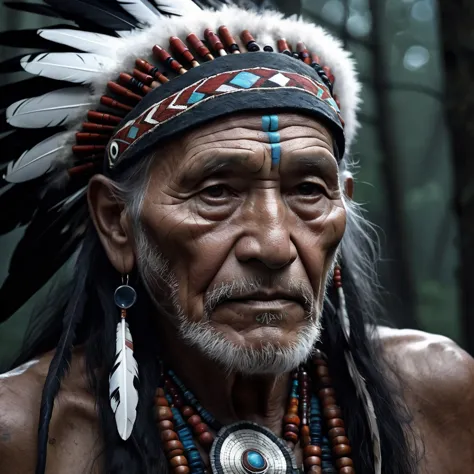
(137, 112, 346, 373)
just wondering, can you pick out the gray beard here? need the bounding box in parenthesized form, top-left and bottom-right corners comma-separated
(135, 224, 323, 375)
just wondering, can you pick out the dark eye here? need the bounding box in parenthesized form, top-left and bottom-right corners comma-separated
(201, 184, 227, 198)
(297, 182, 324, 196)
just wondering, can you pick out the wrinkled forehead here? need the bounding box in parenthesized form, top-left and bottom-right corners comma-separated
(148, 111, 337, 174)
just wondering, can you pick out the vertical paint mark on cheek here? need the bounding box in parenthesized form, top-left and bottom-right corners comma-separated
(261, 115, 281, 167)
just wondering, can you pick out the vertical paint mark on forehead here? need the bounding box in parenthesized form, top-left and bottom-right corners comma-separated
(261, 115, 281, 167)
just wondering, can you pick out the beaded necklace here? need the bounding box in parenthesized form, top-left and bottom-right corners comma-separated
(154, 350, 354, 474)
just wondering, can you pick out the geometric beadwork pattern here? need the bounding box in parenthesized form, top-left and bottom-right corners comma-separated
(108, 67, 343, 168)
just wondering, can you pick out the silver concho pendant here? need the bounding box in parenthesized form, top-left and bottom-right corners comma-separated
(209, 421, 300, 474)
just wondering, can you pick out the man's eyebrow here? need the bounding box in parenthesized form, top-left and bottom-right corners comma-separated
(286, 154, 338, 173)
(180, 154, 252, 185)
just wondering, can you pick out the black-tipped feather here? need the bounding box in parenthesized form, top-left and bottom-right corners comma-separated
(44, 0, 139, 30)
(0, 78, 75, 109)
(0, 128, 65, 165)
(0, 27, 82, 51)
(4, 2, 64, 20)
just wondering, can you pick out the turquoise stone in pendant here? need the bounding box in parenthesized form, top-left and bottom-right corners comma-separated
(242, 449, 268, 473)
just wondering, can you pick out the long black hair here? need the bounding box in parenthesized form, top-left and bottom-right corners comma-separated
(13, 152, 418, 474)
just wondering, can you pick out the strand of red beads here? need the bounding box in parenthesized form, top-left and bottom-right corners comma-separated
(154, 387, 191, 473)
(282, 369, 301, 449)
(165, 375, 215, 452)
(313, 350, 355, 474)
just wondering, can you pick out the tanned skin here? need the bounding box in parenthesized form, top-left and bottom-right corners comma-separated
(1, 114, 473, 473)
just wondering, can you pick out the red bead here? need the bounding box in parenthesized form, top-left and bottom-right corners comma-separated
(186, 33, 213, 60)
(156, 406, 173, 421)
(204, 29, 226, 55)
(284, 423, 299, 434)
(173, 467, 190, 474)
(198, 431, 214, 449)
(283, 414, 300, 426)
(304, 445, 322, 457)
(167, 448, 184, 459)
(164, 440, 183, 453)
(333, 444, 351, 457)
(283, 431, 298, 443)
(194, 423, 208, 435)
(319, 388, 335, 398)
(300, 425, 310, 437)
(307, 467, 322, 474)
(218, 25, 238, 51)
(156, 387, 165, 397)
(303, 456, 322, 468)
(170, 455, 188, 467)
(322, 396, 337, 407)
(323, 406, 342, 419)
(187, 414, 201, 426)
(327, 418, 345, 429)
(277, 38, 291, 54)
(339, 467, 355, 474)
(169, 36, 198, 66)
(332, 436, 350, 446)
(158, 420, 174, 431)
(328, 427, 346, 439)
(181, 406, 194, 418)
(336, 457, 354, 469)
(161, 430, 178, 442)
(315, 366, 329, 378)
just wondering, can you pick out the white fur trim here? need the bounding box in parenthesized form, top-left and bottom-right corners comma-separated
(34, 6, 362, 161)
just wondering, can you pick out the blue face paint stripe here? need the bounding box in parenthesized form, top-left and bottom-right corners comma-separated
(262, 115, 281, 166)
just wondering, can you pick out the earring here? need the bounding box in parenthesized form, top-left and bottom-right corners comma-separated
(333, 264, 382, 474)
(109, 274, 139, 441)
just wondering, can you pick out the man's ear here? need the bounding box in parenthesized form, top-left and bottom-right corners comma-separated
(342, 170, 354, 200)
(87, 174, 135, 274)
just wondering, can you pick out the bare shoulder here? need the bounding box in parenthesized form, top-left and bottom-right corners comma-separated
(0, 349, 102, 474)
(376, 326, 474, 402)
(375, 326, 474, 472)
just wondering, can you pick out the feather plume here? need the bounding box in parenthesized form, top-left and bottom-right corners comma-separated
(109, 318, 139, 440)
(44, 0, 138, 30)
(21, 52, 115, 84)
(7, 88, 92, 129)
(38, 29, 118, 56)
(150, 0, 201, 16)
(4, 2, 63, 20)
(4, 131, 72, 183)
(337, 284, 382, 474)
(115, 0, 160, 26)
(0, 78, 73, 109)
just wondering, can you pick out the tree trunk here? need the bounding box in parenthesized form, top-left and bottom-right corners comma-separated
(438, 0, 474, 353)
(368, 0, 419, 328)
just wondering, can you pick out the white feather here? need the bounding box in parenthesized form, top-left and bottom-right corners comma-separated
(109, 319, 139, 441)
(116, 0, 160, 26)
(21, 53, 115, 84)
(4, 132, 72, 184)
(151, 0, 201, 16)
(337, 283, 382, 474)
(38, 29, 119, 57)
(6, 88, 92, 129)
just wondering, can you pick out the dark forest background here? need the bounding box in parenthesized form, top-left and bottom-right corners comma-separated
(0, 0, 473, 370)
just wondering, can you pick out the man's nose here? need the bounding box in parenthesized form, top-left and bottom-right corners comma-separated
(234, 194, 297, 270)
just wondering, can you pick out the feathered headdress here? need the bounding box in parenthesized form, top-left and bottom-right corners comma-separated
(0, 0, 361, 320)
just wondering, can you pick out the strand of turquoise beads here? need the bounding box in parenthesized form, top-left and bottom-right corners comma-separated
(154, 350, 354, 474)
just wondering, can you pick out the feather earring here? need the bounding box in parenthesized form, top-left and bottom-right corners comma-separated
(109, 275, 139, 441)
(334, 265, 382, 474)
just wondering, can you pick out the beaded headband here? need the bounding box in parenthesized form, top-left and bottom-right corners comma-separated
(0, 2, 361, 322)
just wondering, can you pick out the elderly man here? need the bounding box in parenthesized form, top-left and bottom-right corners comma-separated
(0, 2, 473, 474)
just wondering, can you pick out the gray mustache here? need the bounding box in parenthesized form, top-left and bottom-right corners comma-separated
(203, 278, 316, 318)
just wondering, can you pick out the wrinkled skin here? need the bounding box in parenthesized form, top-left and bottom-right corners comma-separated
(1, 113, 474, 473)
(91, 113, 345, 354)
